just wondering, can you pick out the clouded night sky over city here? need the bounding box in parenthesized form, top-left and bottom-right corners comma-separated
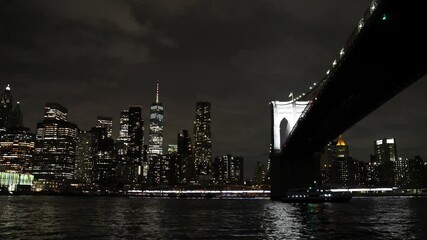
(1, 0, 427, 173)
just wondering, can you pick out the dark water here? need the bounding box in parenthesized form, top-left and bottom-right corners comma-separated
(1, 196, 427, 239)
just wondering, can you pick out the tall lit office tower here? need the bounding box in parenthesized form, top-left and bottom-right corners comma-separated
(96, 116, 113, 138)
(331, 135, 350, 186)
(373, 138, 397, 186)
(148, 83, 164, 184)
(374, 138, 397, 163)
(117, 110, 130, 156)
(0, 84, 13, 131)
(32, 103, 78, 190)
(193, 102, 212, 175)
(149, 82, 164, 156)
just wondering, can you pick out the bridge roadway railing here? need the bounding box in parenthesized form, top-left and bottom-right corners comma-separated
(285, 0, 383, 148)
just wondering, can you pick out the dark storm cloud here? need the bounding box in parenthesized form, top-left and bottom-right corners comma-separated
(1, 0, 426, 176)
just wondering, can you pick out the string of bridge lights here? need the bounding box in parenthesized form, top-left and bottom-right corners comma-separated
(291, 0, 380, 103)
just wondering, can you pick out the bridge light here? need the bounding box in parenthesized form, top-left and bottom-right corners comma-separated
(382, 14, 388, 21)
(313, 82, 317, 86)
(358, 19, 364, 31)
(302, 93, 306, 96)
(332, 60, 337, 67)
(309, 86, 313, 90)
(340, 48, 345, 57)
(326, 69, 330, 75)
(370, 1, 377, 14)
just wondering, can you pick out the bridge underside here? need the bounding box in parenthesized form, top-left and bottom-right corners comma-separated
(271, 0, 427, 199)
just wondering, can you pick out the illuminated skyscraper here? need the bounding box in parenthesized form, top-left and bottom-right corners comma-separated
(0, 84, 13, 131)
(96, 116, 113, 138)
(32, 103, 78, 190)
(330, 136, 350, 186)
(374, 138, 397, 163)
(117, 110, 130, 156)
(193, 102, 212, 176)
(149, 82, 164, 155)
(373, 138, 397, 186)
(148, 82, 164, 185)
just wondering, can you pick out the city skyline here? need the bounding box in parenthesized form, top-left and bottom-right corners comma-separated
(2, 0, 427, 174)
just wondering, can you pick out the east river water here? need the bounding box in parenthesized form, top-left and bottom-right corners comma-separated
(1, 196, 427, 239)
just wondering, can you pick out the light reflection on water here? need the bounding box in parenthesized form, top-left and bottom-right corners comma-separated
(0, 196, 427, 239)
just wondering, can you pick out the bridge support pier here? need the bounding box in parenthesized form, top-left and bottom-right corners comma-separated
(270, 150, 321, 200)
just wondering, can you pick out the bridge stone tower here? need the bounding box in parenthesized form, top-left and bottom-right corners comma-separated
(270, 100, 309, 153)
(270, 100, 317, 200)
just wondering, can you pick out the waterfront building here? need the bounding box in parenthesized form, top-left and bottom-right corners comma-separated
(75, 130, 93, 184)
(394, 157, 409, 187)
(0, 127, 34, 174)
(0, 172, 34, 192)
(32, 103, 78, 191)
(96, 116, 113, 138)
(193, 102, 212, 177)
(213, 154, 244, 185)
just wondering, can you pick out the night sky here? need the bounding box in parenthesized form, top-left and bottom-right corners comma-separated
(1, 0, 426, 176)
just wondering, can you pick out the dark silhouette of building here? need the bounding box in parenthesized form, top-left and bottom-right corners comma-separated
(9, 102, 23, 129)
(177, 129, 192, 184)
(75, 130, 93, 184)
(0, 84, 13, 131)
(253, 161, 268, 185)
(128, 106, 144, 184)
(91, 127, 116, 187)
